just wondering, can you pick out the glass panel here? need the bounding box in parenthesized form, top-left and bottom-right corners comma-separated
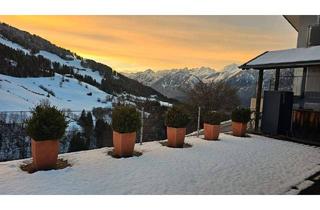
(292, 68, 303, 96)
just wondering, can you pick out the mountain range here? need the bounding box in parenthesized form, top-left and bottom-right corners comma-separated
(124, 64, 293, 106)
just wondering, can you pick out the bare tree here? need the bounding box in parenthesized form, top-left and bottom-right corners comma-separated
(186, 80, 240, 114)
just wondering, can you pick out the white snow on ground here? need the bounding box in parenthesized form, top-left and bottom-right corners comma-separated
(37, 51, 103, 82)
(0, 134, 320, 194)
(0, 73, 171, 112)
(0, 73, 112, 111)
(0, 35, 30, 54)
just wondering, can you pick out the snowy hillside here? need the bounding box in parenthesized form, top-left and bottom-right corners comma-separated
(0, 34, 104, 84)
(0, 72, 172, 112)
(0, 34, 29, 54)
(0, 34, 112, 111)
(0, 24, 173, 111)
(0, 73, 112, 111)
(37, 50, 104, 83)
(1, 133, 320, 194)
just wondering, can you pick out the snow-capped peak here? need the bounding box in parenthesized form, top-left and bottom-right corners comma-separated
(221, 63, 240, 72)
(213, 63, 242, 82)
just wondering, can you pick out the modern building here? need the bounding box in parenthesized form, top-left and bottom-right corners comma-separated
(240, 15, 320, 143)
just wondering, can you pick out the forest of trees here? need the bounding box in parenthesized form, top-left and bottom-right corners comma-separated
(68, 109, 113, 153)
(0, 44, 53, 77)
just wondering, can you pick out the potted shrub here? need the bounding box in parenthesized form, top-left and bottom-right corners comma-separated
(26, 102, 67, 170)
(165, 106, 190, 148)
(203, 111, 226, 140)
(231, 107, 251, 137)
(112, 106, 141, 157)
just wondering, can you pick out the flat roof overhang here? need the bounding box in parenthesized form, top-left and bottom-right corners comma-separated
(239, 45, 320, 70)
(283, 15, 299, 32)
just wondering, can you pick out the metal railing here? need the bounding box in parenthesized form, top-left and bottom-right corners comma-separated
(0, 105, 231, 162)
(0, 106, 169, 162)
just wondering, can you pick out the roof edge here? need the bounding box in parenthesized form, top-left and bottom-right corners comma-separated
(240, 60, 320, 70)
(239, 51, 269, 70)
(283, 15, 299, 32)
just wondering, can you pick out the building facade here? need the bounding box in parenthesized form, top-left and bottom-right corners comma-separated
(240, 15, 320, 142)
(286, 16, 320, 110)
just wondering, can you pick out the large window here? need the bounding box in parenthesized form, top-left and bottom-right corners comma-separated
(292, 68, 304, 96)
(305, 66, 320, 92)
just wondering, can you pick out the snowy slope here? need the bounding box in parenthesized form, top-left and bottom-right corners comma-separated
(0, 35, 104, 83)
(0, 134, 320, 194)
(212, 64, 242, 82)
(0, 72, 171, 112)
(0, 73, 112, 111)
(37, 50, 103, 83)
(0, 32, 172, 111)
(0, 35, 30, 54)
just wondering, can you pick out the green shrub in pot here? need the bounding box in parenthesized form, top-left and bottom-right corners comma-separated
(165, 106, 190, 128)
(26, 102, 67, 141)
(26, 101, 68, 170)
(231, 107, 251, 123)
(203, 111, 228, 125)
(112, 106, 141, 133)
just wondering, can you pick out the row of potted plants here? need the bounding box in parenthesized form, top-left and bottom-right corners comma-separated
(164, 106, 251, 146)
(25, 102, 251, 171)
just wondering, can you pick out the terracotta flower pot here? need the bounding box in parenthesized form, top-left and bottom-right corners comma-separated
(113, 131, 136, 157)
(167, 127, 186, 148)
(232, 121, 247, 137)
(32, 139, 59, 170)
(204, 123, 220, 140)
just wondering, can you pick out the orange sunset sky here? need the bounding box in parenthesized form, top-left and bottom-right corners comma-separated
(0, 16, 297, 72)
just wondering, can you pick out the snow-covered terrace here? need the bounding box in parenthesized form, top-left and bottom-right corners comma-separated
(1, 134, 320, 194)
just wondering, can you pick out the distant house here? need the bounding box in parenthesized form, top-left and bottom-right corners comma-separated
(240, 15, 320, 143)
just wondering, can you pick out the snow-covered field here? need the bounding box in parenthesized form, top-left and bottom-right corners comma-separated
(0, 134, 319, 194)
(0, 73, 112, 111)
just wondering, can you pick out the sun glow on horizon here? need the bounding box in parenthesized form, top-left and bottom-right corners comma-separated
(0, 16, 297, 72)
